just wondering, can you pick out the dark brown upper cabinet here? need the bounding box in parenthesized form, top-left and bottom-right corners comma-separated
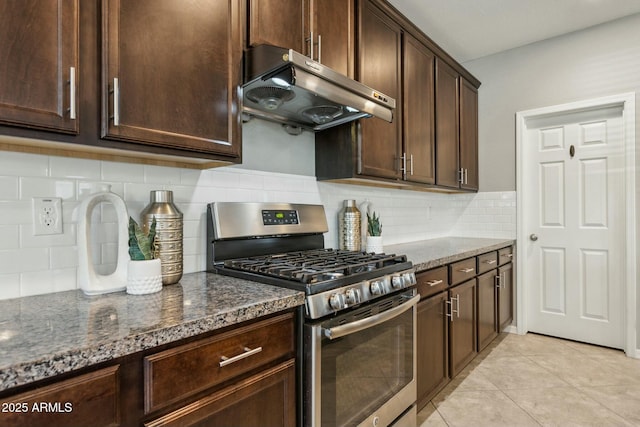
(357, 0, 403, 180)
(248, 0, 354, 76)
(0, 0, 241, 168)
(460, 77, 479, 190)
(403, 33, 436, 185)
(102, 0, 242, 157)
(0, 0, 79, 134)
(435, 58, 460, 189)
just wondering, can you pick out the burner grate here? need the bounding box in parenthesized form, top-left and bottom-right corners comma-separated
(223, 248, 407, 285)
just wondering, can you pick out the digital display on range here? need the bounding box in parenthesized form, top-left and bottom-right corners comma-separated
(262, 209, 299, 225)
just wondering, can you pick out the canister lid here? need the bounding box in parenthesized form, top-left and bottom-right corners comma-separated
(150, 190, 173, 203)
(344, 199, 356, 207)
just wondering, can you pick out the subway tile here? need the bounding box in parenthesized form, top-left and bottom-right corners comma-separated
(20, 270, 56, 297)
(102, 161, 145, 183)
(0, 201, 32, 225)
(52, 268, 78, 293)
(0, 176, 19, 200)
(20, 223, 76, 248)
(51, 246, 79, 269)
(0, 274, 21, 300)
(0, 225, 20, 249)
(144, 165, 182, 184)
(0, 151, 49, 177)
(20, 177, 76, 201)
(0, 248, 50, 274)
(49, 157, 101, 180)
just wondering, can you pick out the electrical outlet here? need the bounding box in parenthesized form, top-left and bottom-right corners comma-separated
(33, 197, 63, 235)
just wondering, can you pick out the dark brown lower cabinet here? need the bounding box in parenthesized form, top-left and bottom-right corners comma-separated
(0, 365, 120, 427)
(498, 263, 514, 331)
(145, 360, 296, 427)
(477, 270, 498, 352)
(448, 279, 477, 377)
(416, 291, 449, 410)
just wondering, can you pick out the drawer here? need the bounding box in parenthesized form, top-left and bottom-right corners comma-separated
(416, 266, 448, 299)
(0, 365, 120, 427)
(450, 257, 477, 285)
(477, 251, 498, 274)
(144, 312, 294, 414)
(498, 246, 514, 265)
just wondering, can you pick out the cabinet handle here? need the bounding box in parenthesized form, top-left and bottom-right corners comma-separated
(400, 152, 407, 177)
(502, 253, 513, 259)
(484, 260, 497, 265)
(465, 168, 469, 184)
(112, 78, 120, 126)
(453, 294, 460, 318)
(309, 31, 314, 60)
(426, 279, 443, 287)
(445, 299, 453, 321)
(317, 34, 322, 64)
(410, 154, 414, 175)
(69, 67, 76, 120)
(458, 267, 474, 273)
(495, 274, 501, 288)
(219, 346, 263, 367)
(457, 168, 464, 184)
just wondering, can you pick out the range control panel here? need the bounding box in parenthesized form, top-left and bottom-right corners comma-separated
(262, 209, 299, 225)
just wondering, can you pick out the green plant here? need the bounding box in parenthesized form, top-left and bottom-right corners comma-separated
(366, 211, 382, 236)
(128, 216, 157, 260)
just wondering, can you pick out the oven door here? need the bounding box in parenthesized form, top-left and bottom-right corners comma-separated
(305, 289, 418, 427)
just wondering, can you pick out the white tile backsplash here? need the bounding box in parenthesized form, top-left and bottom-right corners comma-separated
(0, 152, 516, 300)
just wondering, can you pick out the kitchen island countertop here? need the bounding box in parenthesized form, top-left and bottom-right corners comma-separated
(386, 236, 515, 272)
(0, 272, 304, 392)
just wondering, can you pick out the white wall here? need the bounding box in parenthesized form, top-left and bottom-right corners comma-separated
(465, 13, 640, 192)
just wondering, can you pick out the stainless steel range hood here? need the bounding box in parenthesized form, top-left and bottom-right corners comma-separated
(242, 44, 396, 132)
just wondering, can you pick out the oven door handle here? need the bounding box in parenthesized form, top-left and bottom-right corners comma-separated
(323, 294, 420, 340)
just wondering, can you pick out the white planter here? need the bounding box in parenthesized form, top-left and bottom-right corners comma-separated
(366, 236, 384, 254)
(127, 259, 162, 295)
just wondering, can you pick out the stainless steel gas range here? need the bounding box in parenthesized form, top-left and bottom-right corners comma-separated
(207, 202, 418, 427)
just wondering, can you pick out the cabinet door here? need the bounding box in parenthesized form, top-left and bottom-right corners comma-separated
(248, 0, 305, 53)
(417, 291, 449, 411)
(102, 0, 241, 157)
(357, 0, 402, 180)
(435, 58, 459, 188)
(0, 0, 78, 133)
(460, 78, 478, 190)
(498, 263, 514, 331)
(477, 270, 498, 351)
(0, 365, 119, 427)
(403, 34, 435, 184)
(145, 360, 296, 427)
(312, 0, 354, 76)
(449, 279, 477, 377)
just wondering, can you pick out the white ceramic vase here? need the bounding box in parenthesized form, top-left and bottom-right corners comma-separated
(366, 236, 383, 254)
(127, 259, 162, 295)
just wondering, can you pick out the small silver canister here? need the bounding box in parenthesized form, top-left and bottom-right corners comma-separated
(339, 199, 361, 251)
(141, 190, 183, 285)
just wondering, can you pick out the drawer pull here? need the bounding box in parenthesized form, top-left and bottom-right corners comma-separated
(502, 253, 514, 258)
(426, 279, 443, 287)
(219, 346, 263, 367)
(484, 260, 497, 265)
(458, 267, 474, 273)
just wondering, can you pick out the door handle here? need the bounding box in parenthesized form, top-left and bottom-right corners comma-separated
(530, 234, 538, 241)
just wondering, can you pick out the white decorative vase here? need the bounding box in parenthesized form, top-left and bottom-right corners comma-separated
(127, 259, 162, 295)
(366, 236, 384, 254)
(77, 185, 129, 295)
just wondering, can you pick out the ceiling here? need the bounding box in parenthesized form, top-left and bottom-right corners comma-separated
(388, 0, 640, 63)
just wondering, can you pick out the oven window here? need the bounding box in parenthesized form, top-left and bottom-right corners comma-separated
(320, 306, 413, 427)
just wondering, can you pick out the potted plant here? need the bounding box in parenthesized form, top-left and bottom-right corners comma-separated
(126, 216, 162, 295)
(366, 211, 384, 253)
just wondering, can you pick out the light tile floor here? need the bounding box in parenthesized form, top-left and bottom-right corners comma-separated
(417, 333, 640, 427)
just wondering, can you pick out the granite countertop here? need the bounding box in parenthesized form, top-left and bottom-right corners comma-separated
(0, 272, 305, 392)
(386, 236, 515, 272)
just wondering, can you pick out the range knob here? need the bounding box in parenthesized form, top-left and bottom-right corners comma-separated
(403, 272, 417, 286)
(370, 280, 385, 296)
(391, 275, 405, 289)
(329, 293, 346, 310)
(345, 288, 360, 305)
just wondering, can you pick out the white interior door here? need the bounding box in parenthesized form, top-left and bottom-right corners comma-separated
(523, 104, 625, 349)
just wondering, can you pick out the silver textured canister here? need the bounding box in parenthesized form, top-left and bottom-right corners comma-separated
(141, 190, 183, 285)
(339, 199, 361, 251)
